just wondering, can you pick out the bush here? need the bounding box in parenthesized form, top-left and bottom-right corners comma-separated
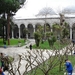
(48, 36, 56, 47)
(34, 32, 41, 47)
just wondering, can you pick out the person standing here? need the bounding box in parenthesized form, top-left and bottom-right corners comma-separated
(29, 44, 32, 50)
(3, 42, 7, 48)
(0, 68, 5, 75)
(65, 59, 73, 75)
(0, 53, 4, 70)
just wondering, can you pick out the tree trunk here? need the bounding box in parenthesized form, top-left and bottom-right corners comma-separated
(7, 13, 10, 45)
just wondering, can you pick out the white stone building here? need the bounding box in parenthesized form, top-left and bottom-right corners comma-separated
(12, 15, 75, 40)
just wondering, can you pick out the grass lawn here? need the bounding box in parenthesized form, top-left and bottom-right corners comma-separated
(0, 39, 25, 46)
(8, 39, 25, 46)
(0, 39, 3, 46)
(33, 40, 68, 50)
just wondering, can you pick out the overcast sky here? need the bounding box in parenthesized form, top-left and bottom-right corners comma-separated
(14, 0, 75, 19)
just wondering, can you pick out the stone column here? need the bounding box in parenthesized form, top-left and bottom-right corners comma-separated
(25, 25, 28, 39)
(70, 27, 72, 40)
(51, 27, 53, 32)
(33, 25, 35, 38)
(12, 30, 14, 39)
(33, 25, 35, 32)
(34, 28, 35, 33)
(18, 27, 21, 39)
(26, 34, 28, 39)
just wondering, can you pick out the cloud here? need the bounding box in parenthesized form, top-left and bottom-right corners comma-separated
(14, 0, 75, 19)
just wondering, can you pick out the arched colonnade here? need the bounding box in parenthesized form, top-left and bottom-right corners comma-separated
(12, 17, 75, 40)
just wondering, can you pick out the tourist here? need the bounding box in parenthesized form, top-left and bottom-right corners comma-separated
(0, 53, 4, 69)
(65, 59, 73, 75)
(29, 44, 32, 50)
(3, 41, 6, 48)
(0, 68, 5, 75)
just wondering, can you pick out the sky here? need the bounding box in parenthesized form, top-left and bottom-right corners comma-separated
(14, 0, 75, 19)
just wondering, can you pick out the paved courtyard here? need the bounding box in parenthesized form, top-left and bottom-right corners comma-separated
(0, 45, 54, 75)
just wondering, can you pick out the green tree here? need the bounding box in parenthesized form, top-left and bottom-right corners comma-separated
(23, 28, 29, 39)
(62, 22, 69, 38)
(52, 23, 62, 38)
(34, 32, 41, 47)
(0, 17, 7, 42)
(0, 21, 3, 36)
(36, 25, 45, 42)
(46, 32, 51, 39)
(36, 7, 56, 40)
(0, 0, 26, 45)
(62, 28, 69, 38)
(0, 0, 20, 13)
(48, 32, 56, 47)
(52, 22, 70, 44)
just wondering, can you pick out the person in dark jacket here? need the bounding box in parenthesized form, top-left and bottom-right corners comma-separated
(29, 44, 32, 50)
(65, 59, 73, 75)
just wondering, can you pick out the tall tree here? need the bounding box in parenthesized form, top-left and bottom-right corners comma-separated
(0, 0, 25, 45)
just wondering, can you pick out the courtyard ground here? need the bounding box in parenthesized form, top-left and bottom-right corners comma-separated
(0, 39, 75, 75)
